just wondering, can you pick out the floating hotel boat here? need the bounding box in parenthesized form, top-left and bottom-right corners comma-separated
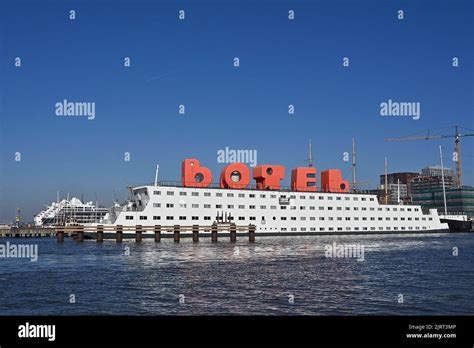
(87, 158, 450, 238)
(34, 197, 108, 226)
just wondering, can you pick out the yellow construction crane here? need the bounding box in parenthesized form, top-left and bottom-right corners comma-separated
(385, 125, 474, 187)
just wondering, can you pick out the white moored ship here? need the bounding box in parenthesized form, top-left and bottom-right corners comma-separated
(35, 197, 109, 227)
(94, 158, 449, 237)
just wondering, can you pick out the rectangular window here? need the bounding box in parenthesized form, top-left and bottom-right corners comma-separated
(126, 216, 133, 220)
(153, 191, 161, 195)
(153, 216, 160, 220)
(192, 192, 199, 197)
(167, 191, 174, 196)
(179, 192, 187, 196)
(153, 203, 161, 208)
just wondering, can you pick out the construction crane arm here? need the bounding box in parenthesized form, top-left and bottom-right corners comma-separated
(385, 135, 445, 142)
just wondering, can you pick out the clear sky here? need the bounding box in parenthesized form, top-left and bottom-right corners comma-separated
(0, 0, 473, 222)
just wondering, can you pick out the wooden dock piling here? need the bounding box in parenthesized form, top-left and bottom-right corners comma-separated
(96, 225, 104, 243)
(56, 227, 64, 243)
(115, 225, 123, 243)
(192, 225, 199, 242)
(154, 225, 161, 243)
(230, 223, 237, 242)
(211, 223, 218, 242)
(249, 224, 256, 242)
(76, 225, 84, 242)
(173, 225, 180, 242)
(55, 223, 254, 243)
(135, 225, 143, 243)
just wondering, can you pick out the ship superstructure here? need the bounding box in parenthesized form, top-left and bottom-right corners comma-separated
(34, 197, 108, 226)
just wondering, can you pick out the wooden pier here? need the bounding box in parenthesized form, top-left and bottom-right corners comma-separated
(55, 223, 257, 243)
(0, 227, 56, 238)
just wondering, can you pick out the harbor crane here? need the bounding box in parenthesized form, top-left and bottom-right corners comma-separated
(385, 125, 474, 187)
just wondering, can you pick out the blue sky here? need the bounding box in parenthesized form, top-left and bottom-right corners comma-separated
(1, 0, 473, 222)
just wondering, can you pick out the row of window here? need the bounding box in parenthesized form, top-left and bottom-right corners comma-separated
(125, 215, 429, 231)
(153, 202, 419, 212)
(282, 226, 427, 232)
(153, 190, 375, 201)
(126, 215, 433, 222)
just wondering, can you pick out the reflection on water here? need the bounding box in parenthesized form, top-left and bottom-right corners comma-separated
(0, 233, 473, 315)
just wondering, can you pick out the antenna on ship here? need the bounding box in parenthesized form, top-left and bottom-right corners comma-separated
(384, 157, 389, 204)
(439, 145, 448, 215)
(154, 164, 160, 186)
(305, 139, 313, 167)
(352, 138, 356, 192)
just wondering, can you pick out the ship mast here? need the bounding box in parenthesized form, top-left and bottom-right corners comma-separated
(384, 157, 388, 204)
(439, 145, 448, 215)
(308, 139, 313, 167)
(352, 138, 356, 192)
(155, 164, 160, 186)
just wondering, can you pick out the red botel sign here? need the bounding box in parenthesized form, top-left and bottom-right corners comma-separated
(182, 158, 349, 193)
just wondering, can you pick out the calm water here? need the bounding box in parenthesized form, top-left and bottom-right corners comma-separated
(0, 233, 473, 315)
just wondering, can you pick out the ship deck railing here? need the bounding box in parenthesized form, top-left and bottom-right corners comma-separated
(134, 181, 381, 196)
